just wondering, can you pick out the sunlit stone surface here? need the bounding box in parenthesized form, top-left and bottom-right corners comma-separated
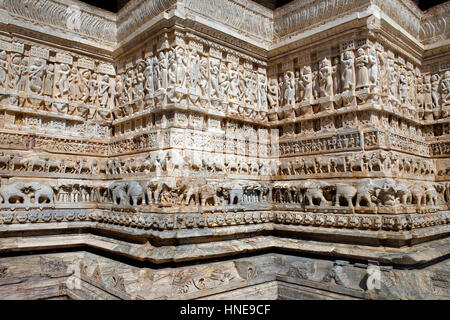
(0, 0, 448, 300)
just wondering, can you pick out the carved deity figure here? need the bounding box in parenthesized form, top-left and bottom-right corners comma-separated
(77, 69, 90, 103)
(355, 48, 369, 89)
(0, 51, 7, 88)
(318, 57, 333, 97)
(28, 57, 46, 95)
(56, 63, 71, 98)
(244, 73, 257, 107)
(341, 50, 355, 91)
(416, 75, 424, 118)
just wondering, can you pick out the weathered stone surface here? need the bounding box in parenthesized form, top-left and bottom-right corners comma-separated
(0, 0, 448, 300)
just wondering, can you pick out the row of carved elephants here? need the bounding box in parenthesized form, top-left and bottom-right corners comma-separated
(272, 179, 444, 209)
(0, 152, 102, 175)
(0, 150, 273, 178)
(0, 178, 448, 211)
(278, 151, 437, 177)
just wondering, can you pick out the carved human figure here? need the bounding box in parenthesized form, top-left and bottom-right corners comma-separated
(198, 57, 208, 96)
(77, 69, 90, 103)
(159, 51, 168, 90)
(301, 66, 314, 101)
(9, 54, 27, 92)
(368, 49, 378, 91)
(267, 77, 279, 109)
(318, 57, 333, 97)
(175, 47, 187, 88)
(387, 57, 398, 98)
(98, 75, 110, 107)
(113, 75, 124, 108)
(56, 63, 71, 98)
(0, 51, 6, 88)
(341, 50, 355, 91)
(399, 67, 408, 104)
(89, 73, 98, 104)
(332, 57, 341, 95)
(144, 57, 154, 96)
(136, 61, 146, 99)
(258, 74, 268, 110)
(283, 71, 295, 105)
(219, 62, 230, 98)
(441, 70, 450, 118)
(188, 49, 200, 89)
(229, 63, 240, 101)
(209, 59, 220, 98)
(124, 69, 135, 102)
(28, 57, 46, 95)
(431, 73, 441, 119)
(43, 63, 54, 96)
(423, 74, 433, 120)
(355, 48, 369, 89)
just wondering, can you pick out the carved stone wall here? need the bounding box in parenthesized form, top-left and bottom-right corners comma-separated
(0, 0, 448, 300)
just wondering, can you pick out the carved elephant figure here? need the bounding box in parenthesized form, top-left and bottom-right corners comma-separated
(199, 182, 220, 206)
(304, 158, 316, 174)
(29, 183, 54, 205)
(315, 157, 330, 173)
(331, 156, 348, 172)
(279, 161, 292, 175)
(220, 182, 244, 205)
(109, 181, 145, 206)
(126, 181, 145, 206)
(0, 182, 28, 204)
(162, 149, 184, 173)
(335, 183, 357, 208)
(305, 182, 328, 206)
(424, 183, 439, 206)
(145, 178, 177, 204)
(46, 159, 62, 173)
(24, 157, 46, 172)
(393, 183, 411, 205)
(109, 181, 127, 205)
(355, 178, 385, 207)
(409, 184, 426, 207)
(0, 153, 10, 170)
